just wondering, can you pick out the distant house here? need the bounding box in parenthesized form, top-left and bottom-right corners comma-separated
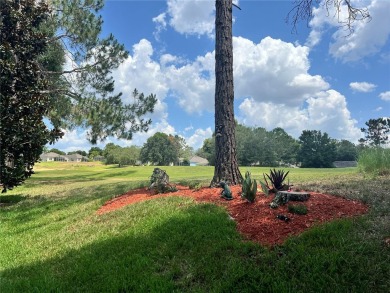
(93, 155, 105, 162)
(333, 161, 357, 168)
(40, 152, 68, 162)
(189, 155, 209, 166)
(66, 154, 88, 162)
(40, 152, 88, 162)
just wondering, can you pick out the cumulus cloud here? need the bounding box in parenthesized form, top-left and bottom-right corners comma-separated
(379, 91, 390, 101)
(349, 81, 377, 92)
(186, 127, 213, 150)
(110, 37, 359, 144)
(238, 90, 362, 142)
(233, 36, 329, 107)
(162, 0, 215, 37)
(306, 0, 390, 62)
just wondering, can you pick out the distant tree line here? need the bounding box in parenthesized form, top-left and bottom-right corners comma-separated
(46, 118, 389, 168)
(196, 122, 386, 168)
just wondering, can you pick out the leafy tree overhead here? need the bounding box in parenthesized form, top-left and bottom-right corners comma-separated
(297, 130, 337, 168)
(359, 118, 390, 147)
(212, 0, 370, 185)
(140, 132, 178, 166)
(0, 0, 62, 192)
(40, 2, 157, 143)
(0, 0, 157, 192)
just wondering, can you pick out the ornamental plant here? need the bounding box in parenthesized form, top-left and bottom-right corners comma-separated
(263, 169, 290, 193)
(241, 171, 257, 203)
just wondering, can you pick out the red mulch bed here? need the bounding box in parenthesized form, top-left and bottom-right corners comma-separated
(97, 185, 368, 246)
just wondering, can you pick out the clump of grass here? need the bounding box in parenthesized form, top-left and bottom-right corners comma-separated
(288, 204, 308, 215)
(358, 147, 390, 177)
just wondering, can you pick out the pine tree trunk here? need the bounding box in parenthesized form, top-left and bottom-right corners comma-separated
(211, 0, 242, 186)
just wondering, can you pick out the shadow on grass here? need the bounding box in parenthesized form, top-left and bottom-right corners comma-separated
(0, 181, 149, 233)
(2, 201, 389, 292)
(0, 194, 27, 206)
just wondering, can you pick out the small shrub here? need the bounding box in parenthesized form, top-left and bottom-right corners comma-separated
(288, 204, 308, 215)
(241, 171, 257, 203)
(188, 181, 202, 190)
(263, 169, 290, 192)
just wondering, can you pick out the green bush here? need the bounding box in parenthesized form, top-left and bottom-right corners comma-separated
(358, 147, 390, 176)
(241, 171, 257, 203)
(288, 204, 308, 215)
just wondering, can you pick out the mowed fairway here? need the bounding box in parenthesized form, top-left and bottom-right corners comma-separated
(1, 162, 389, 292)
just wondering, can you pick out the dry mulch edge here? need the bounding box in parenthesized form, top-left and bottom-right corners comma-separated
(97, 185, 369, 246)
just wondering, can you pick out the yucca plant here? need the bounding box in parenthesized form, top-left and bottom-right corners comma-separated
(263, 169, 290, 192)
(241, 171, 257, 203)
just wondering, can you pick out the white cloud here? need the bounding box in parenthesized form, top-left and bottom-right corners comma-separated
(379, 91, 390, 101)
(186, 127, 213, 150)
(349, 81, 377, 92)
(238, 90, 362, 142)
(163, 0, 215, 37)
(233, 36, 329, 107)
(152, 12, 167, 41)
(307, 0, 390, 62)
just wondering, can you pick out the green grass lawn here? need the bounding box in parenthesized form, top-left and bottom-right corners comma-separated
(1, 162, 389, 292)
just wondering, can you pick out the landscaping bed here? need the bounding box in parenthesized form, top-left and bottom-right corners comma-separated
(98, 185, 368, 246)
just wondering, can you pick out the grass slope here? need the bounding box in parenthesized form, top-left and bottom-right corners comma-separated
(0, 163, 389, 292)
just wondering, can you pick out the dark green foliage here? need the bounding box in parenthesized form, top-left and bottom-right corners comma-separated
(103, 143, 140, 166)
(336, 140, 358, 161)
(259, 180, 270, 196)
(196, 137, 215, 166)
(288, 204, 308, 215)
(264, 169, 290, 192)
(241, 171, 257, 203)
(0, 0, 63, 192)
(359, 118, 390, 146)
(140, 133, 178, 166)
(297, 130, 337, 168)
(48, 148, 66, 155)
(199, 124, 299, 167)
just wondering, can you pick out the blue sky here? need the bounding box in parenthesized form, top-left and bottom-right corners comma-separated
(51, 0, 390, 153)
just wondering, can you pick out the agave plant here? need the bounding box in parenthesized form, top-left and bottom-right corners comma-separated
(263, 169, 290, 192)
(241, 171, 257, 203)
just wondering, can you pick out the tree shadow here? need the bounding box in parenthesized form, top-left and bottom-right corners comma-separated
(0, 194, 26, 206)
(0, 203, 251, 292)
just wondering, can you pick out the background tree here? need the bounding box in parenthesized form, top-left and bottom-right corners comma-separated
(359, 118, 390, 147)
(212, 0, 370, 185)
(335, 140, 358, 161)
(270, 127, 299, 165)
(140, 132, 178, 166)
(297, 130, 337, 168)
(0, 0, 62, 192)
(169, 135, 193, 164)
(48, 148, 66, 155)
(196, 137, 216, 166)
(88, 147, 103, 160)
(67, 150, 87, 157)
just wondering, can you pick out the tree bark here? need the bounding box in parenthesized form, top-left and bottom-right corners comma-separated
(211, 0, 242, 186)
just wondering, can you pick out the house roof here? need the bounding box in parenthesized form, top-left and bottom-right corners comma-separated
(41, 152, 63, 158)
(189, 155, 209, 165)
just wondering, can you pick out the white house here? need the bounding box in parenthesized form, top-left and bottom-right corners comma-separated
(189, 156, 209, 166)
